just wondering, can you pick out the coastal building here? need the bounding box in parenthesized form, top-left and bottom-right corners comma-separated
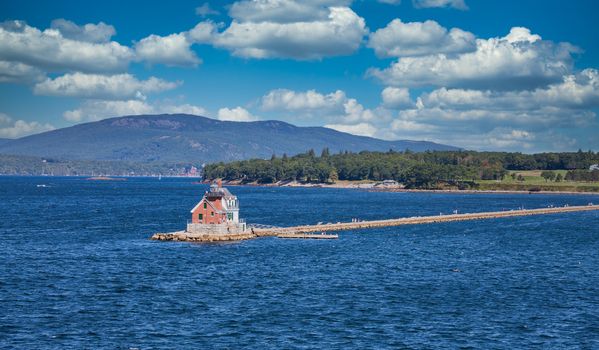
(187, 180, 246, 234)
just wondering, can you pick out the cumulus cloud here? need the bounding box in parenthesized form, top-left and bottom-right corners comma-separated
(229, 0, 352, 23)
(212, 2, 367, 59)
(33, 73, 180, 100)
(136, 1, 366, 61)
(262, 88, 346, 112)
(0, 60, 45, 83)
(381, 70, 599, 151)
(0, 20, 133, 73)
(369, 27, 578, 90)
(195, 3, 220, 17)
(381, 87, 413, 108)
(368, 19, 476, 57)
(260, 88, 381, 125)
(324, 122, 378, 137)
(63, 100, 208, 123)
(166, 104, 208, 116)
(50, 18, 116, 43)
(262, 71, 599, 151)
(187, 21, 219, 43)
(418, 69, 599, 111)
(135, 33, 202, 67)
(134, 21, 218, 67)
(413, 0, 468, 10)
(134, 1, 365, 62)
(0, 113, 55, 138)
(217, 106, 258, 121)
(63, 100, 154, 122)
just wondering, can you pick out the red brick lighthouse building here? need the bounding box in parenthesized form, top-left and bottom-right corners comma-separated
(187, 180, 245, 234)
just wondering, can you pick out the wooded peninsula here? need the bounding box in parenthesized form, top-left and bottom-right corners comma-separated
(203, 149, 599, 192)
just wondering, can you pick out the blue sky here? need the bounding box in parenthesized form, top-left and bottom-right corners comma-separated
(1, 0, 598, 152)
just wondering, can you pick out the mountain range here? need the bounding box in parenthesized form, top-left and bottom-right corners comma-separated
(0, 114, 458, 163)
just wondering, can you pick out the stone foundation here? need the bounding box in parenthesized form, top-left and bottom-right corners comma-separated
(186, 222, 247, 235)
(151, 231, 256, 242)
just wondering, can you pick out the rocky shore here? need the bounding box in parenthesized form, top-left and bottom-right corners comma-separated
(205, 179, 599, 195)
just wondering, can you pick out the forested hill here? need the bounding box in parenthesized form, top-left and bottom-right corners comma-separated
(203, 149, 599, 188)
(0, 114, 458, 163)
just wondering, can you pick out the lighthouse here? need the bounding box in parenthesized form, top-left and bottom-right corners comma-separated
(187, 180, 246, 234)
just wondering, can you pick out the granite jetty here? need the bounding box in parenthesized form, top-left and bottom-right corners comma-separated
(151, 184, 599, 242)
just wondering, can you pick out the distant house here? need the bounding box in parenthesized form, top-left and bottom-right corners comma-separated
(190, 180, 240, 225)
(590, 164, 599, 171)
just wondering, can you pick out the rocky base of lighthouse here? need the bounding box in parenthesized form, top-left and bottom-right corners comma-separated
(151, 230, 257, 242)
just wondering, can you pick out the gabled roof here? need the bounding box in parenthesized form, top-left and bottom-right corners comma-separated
(190, 197, 225, 214)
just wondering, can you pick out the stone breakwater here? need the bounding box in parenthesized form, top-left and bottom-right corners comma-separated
(151, 205, 599, 243)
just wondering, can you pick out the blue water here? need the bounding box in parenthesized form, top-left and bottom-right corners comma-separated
(1, 176, 598, 349)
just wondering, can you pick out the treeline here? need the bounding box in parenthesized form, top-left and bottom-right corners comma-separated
(565, 169, 599, 182)
(203, 149, 599, 189)
(0, 154, 199, 176)
(401, 149, 598, 170)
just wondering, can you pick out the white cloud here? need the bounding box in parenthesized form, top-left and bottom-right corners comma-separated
(195, 3, 220, 17)
(187, 21, 219, 43)
(390, 118, 434, 132)
(266, 72, 598, 151)
(324, 122, 378, 137)
(63, 100, 154, 122)
(0, 60, 45, 83)
(380, 71, 599, 151)
(212, 5, 367, 59)
(0, 113, 55, 138)
(135, 32, 201, 67)
(135, 1, 366, 62)
(50, 18, 116, 43)
(166, 104, 208, 116)
(378, 0, 401, 4)
(262, 88, 346, 112)
(342, 98, 377, 123)
(229, 0, 351, 23)
(0, 20, 133, 73)
(134, 21, 218, 67)
(217, 106, 258, 121)
(369, 27, 578, 90)
(260, 88, 382, 125)
(368, 19, 475, 57)
(418, 69, 599, 111)
(484, 128, 536, 149)
(63, 100, 208, 122)
(413, 0, 468, 10)
(33, 73, 180, 100)
(381, 87, 413, 108)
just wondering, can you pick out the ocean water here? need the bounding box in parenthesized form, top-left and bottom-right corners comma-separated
(1, 176, 598, 349)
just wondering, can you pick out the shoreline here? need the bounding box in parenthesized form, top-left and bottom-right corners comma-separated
(215, 179, 599, 196)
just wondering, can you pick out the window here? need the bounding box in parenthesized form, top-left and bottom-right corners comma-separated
(203, 202, 207, 209)
(211, 211, 214, 216)
(228, 213, 233, 220)
(198, 214, 203, 221)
